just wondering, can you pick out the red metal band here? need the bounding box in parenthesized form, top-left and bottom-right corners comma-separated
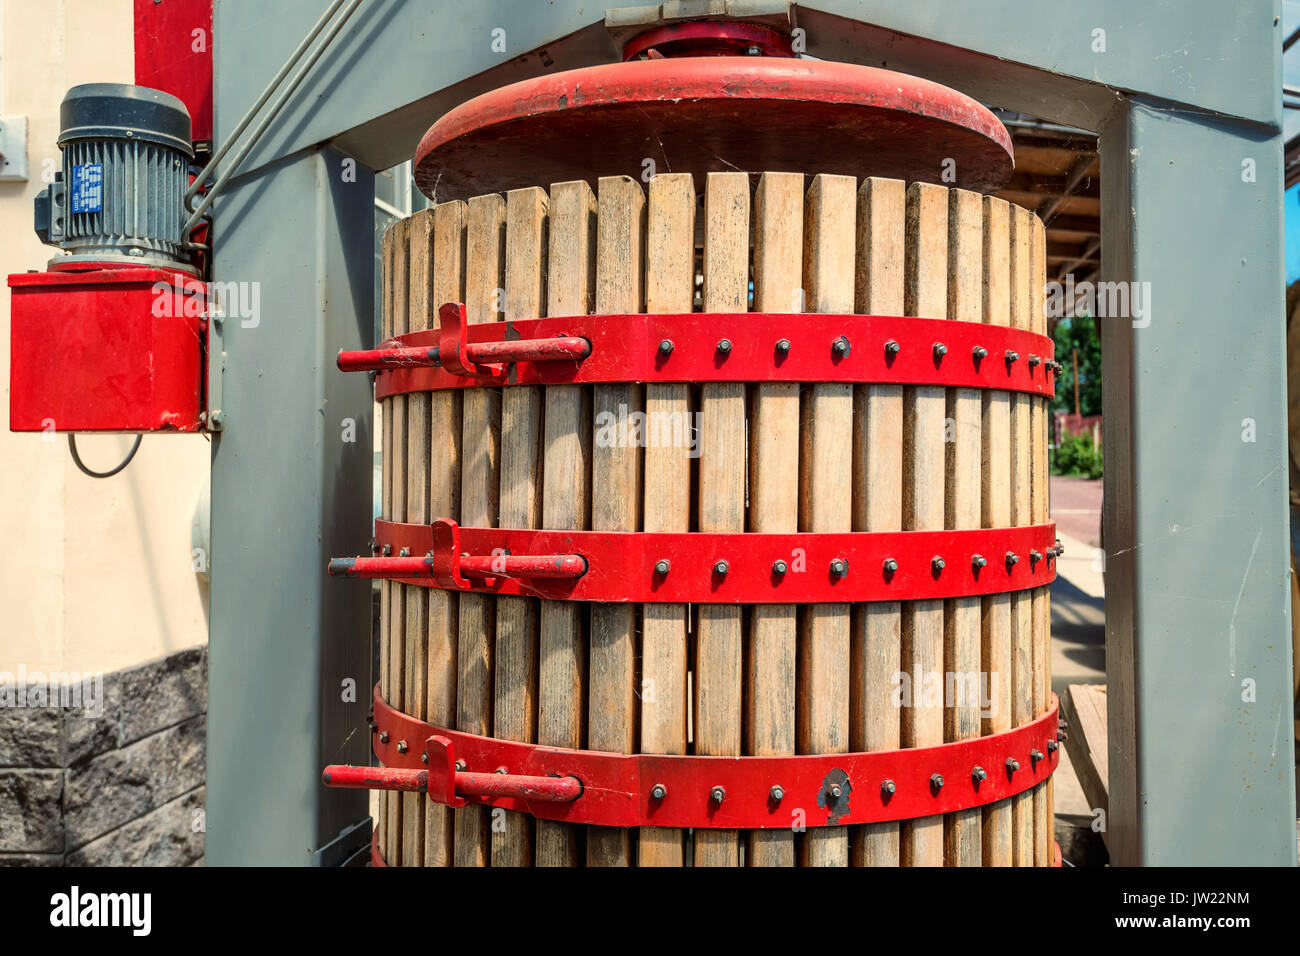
(335, 518, 1058, 603)
(343, 307, 1056, 399)
(338, 685, 1060, 830)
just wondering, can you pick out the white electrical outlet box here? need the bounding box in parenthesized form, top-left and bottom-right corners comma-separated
(0, 115, 30, 182)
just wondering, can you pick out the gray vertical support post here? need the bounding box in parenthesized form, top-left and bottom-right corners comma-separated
(1100, 95, 1297, 865)
(207, 148, 376, 865)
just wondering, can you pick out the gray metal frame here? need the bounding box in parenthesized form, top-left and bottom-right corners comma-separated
(208, 0, 1295, 865)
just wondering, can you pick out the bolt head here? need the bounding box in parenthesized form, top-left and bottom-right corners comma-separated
(1028, 354, 1041, 367)
(420, 752, 429, 764)
(714, 559, 729, 575)
(654, 559, 670, 575)
(832, 336, 851, 356)
(455, 760, 467, 771)
(716, 338, 733, 354)
(772, 559, 788, 575)
(1006, 552, 1020, 568)
(973, 766, 988, 782)
(931, 556, 945, 573)
(1047, 740, 1059, 753)
(1006, 757, 1020, 772)
(1031, 749, 1044, 761)
(973, 346, 988, 360)
(379, 731, 389, 744)
(828, 783, 842, 799)
(881, 779, 896, 796)
(1006, 350, 1019, 362)
(933, 343, 947, 358)
(883, 558, 899, 574)
(710, 785, 726, 803)
(830, 558, 848, 577)
(775, 338, 791, 355)
(658, 338, 674, 355)
(650, 783, 667, 801)
(399, 547, 410, 557)
(396, 740, 408, 754)
(930, 773, 945, 790)
(769, 785, 785, 802)
(884, 340, 901, 356)
(382, 544, 392, 557)
(972, 554, 987, 570)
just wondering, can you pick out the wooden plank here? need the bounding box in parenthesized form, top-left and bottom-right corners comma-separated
(537, 180, 596, 867)
(454, 193, 503, 867)
(798, 173, 855, 868)
(639, 173, 694, 867)
(386, 216, 410, 865)
(851, 177, 905, 867)
(943, 188, 983, 867)
(746, 171, 802, 868)
(587, 175, 644, 866)
(425, 201, 465, 867)
(377, 222, 395, 863)
(1031, 213, 1051, 866)
(403, 209, 434, 867)
(694, 171, 748, 867)
(493, 188, 547, 867)
(980, 195, 1014, 867)
(901, 182, 947, 867)
(1059, 683, 1108, 849)
(1008, 203, 1034, 866)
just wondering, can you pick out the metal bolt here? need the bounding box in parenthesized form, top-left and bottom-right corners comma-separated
(930, 773, 945, 790)
(650, 783, 667, 801)
(717, 338, 733, 354)
(495, 767, 508, 775)
(933, 342, 947, 359)
(382, 544, 392, 557)
(881, 779, 896, 797)
(769, 785, 785, 802)
(1047, 740, 1059, 753)
(972, 345, 988, 360)
(832, 335, 851, 357)
(710, 785, 726, 804)
(1006, 757, 1020, 772)
(1031, 749, 1045, 763)
(1028, 354, 1041, 367)
(654, 558, 671, 575)
(379, 731, 389, 744)
(1005, 350, 1019, 362)
(972, 554, 987, 570)
(455, 760, 467, 771)
(882, 557, 899, 574)
(827, 782, 843, 799)
(399, 547, 411, 557)
(1006, 551, 1020, 569)
(746, 45, 760, 55)
(772, 559, 788, 576)
(884, 339, 901, 356)
(658, 338, 674, 355)
(396, 739, 408, 754)
(830, 557, 849, 578)
(420, 752, 429, 764)
(972, 766, 988, 783)
(714, 559, 729, 576)
(1029, 549, 1043, 565)
(931, 556, 945, 573)
(775, 338, 791, 355)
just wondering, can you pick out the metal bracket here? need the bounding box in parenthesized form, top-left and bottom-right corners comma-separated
(205, 301, 225, 431)
(331, 518, 1058, 603)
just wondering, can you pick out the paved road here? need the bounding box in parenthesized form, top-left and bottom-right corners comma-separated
(1050, 475, 1101, 547)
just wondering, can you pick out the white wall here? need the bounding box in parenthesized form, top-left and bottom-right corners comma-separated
(0, 0, 209, 674)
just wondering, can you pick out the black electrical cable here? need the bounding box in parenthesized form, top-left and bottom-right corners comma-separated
(67, 434, 142, 479)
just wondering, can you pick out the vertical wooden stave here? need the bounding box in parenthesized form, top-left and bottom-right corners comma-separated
(639, 173, 694, 867)
(455, 194, 504, 867)
(693, 171, 748, 867)
(798, 174, 855, 868)
(403, 210, 435, 867)
(493, 188, 548, 867)
(980, 196, 1014, 866)
(587, 176, 644, 866)
(425, 201, 465, 867)
(537, 180, 596, 867)
(901, 182, 947, 867)
(851, 177, 906, 867)
(1030, 215, 1051, 866)
(377, 223, 395, 863)
(942, 189, 984, 867)
(386, 217, 410, 865)
(1008, 204, 1034, 866)
(746, 171, 803, 868)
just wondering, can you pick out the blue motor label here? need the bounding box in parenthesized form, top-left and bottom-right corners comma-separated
(70, 163, 103, 214)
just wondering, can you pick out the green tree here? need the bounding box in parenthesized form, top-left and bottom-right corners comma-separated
(1051, 314, 1102, 416)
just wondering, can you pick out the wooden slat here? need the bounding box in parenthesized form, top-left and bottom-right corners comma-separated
(943, 188, 983, 867)
(1031, 213, 1051, 866)
(851, 176, 905, 867)
(694, 171, 748, 867)
(425, 201, 464, 867)
(746, 171, 802, 868)
(455, 193, 503, 867)
(1059, 683, 1108, 849)
(980, 195, 1014, 867)
(386, 216, 410, 865)
(377, 223, 395, 862)
(493, 188, 547, 866)
(537, 180, 595, 867)
(587, 176, 644, 867)
(403, 210, 434, 867)
(1008, 203, 1034, 866)
(639, 173, 694, 867)
(901, 182, 947, 867)
(799, 173, 855, 868)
